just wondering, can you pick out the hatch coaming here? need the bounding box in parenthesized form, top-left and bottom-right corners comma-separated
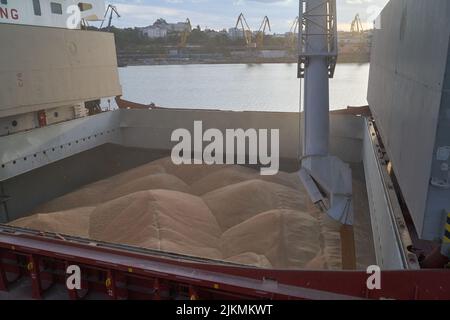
(0, 109, 385, 269)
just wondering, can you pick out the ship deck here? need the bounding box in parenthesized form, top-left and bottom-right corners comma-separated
(0, 108, 423, 299)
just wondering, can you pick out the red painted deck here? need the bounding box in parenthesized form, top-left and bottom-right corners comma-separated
(0, 227, 449, 300)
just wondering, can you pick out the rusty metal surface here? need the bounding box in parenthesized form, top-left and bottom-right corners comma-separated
(0, 232, 360, 300)
(0, 228, 449, 300)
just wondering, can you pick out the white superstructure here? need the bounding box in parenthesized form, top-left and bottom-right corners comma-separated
(0, 0, 105, 29)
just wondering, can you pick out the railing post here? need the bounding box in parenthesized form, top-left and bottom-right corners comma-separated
(153, 278, 161, 300)
(28, 255, 42, 299)
(106, 270, 117, 299)
(0, 253, 8, 291)
(189, 285, 199, 300)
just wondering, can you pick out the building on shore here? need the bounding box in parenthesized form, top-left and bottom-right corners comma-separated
(141, 26, 168, 39)
(140, 19, 191, 39)
(227, 27, 244, 40)
(338, 30, 372, 55)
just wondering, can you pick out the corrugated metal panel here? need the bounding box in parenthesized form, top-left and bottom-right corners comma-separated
(368, 0, 450, 240)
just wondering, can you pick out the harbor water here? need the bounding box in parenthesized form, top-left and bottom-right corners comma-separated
(115, 63, 370, 112)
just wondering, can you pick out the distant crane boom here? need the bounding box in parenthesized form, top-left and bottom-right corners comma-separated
(350, 13, 368, 54)
(178, 18, 192, 49)
(256, 16, 271, 48)
(235, 13, 254, 47)
(100, 5, 120, 31)
(350, 14, 364, 33)
(287, 16, 299, 48)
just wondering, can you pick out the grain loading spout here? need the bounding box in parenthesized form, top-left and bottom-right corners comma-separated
(297, 0, 353, 226)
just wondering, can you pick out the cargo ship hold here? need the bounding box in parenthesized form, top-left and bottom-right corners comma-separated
(0, 0, 449, 300)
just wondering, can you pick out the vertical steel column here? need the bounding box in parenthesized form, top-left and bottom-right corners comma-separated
(106, 270, 117, 299)
(28, 255, 43, 299)
(303, 0, 330, 157)
(299, 0, 337, 157)
(442, 211, 450, 258)
(0, 183, 10, 223)
(0, 253, 8, 291)
(153, 278, 161, 300)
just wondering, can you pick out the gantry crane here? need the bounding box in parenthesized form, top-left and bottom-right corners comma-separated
(178, 18, 192, 49)
(100, 4, 120, 32)
(235, 13, 255, 48)
(256, 16, 271, 48)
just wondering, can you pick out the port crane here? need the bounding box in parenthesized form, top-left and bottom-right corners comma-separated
(256, 16, 271, 48)
(235, 13, 255, 48)
(100, 4, 120, 31)
(287, 16, 299, 48)
(350, 13, 364, 34)
(349, 13, 369, 54)
(178, 18, 192, 49)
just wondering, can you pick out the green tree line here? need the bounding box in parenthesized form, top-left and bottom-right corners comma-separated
(88, 26, 292, 54)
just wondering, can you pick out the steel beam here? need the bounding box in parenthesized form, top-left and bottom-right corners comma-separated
(28, 255, 43, 300)
(0, 231, 449, 300)
(0, 256, 7, 292)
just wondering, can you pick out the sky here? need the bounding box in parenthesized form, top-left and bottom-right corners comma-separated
(104, 0, 390, 33)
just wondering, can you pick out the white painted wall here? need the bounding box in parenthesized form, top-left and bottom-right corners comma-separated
(0, 0, 105, 29)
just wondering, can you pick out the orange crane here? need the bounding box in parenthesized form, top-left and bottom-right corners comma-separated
(350, 14, 364, 34)
(178, 18, 192, 49)
(287, 16, 299, 48)
(235, 13, 255, 47)
(256, 16, 271, 48)
(350, 14, 368, 54)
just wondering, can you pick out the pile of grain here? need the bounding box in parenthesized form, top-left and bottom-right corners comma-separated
(10, 158, 342, 269)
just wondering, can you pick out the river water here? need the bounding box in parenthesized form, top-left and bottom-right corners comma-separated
(116, 63, 370, 112)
